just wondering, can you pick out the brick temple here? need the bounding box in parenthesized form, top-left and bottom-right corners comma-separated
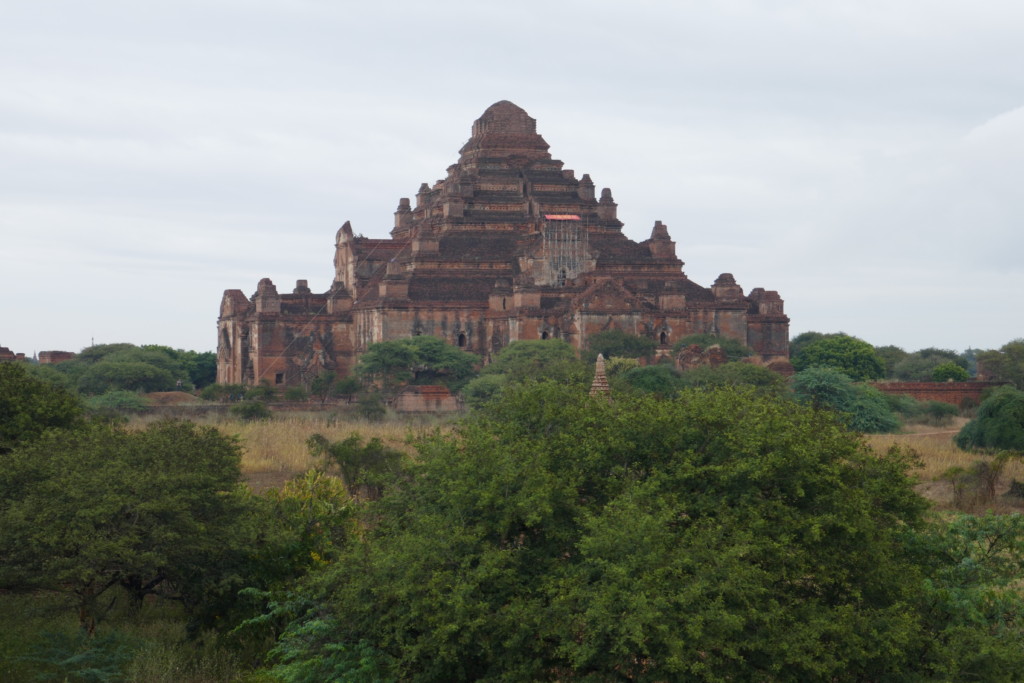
(217, 101, 789, 387)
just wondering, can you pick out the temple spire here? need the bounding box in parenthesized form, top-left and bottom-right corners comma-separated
(589, 353, 610, 398)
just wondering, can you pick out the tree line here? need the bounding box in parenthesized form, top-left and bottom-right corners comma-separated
(4, 334, 1024, 678)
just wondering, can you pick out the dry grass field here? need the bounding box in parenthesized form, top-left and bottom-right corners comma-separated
(864, 418, 1024, 512)
(191, 412, 451, 491)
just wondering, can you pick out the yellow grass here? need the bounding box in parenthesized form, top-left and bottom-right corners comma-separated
(864, 419, 1024, 512)
(129, 409, 454, 491)
(863, 419, 1023, 482)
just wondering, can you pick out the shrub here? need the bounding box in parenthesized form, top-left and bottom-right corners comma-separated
(356, 394, 387, 422)
(791, 333, 885, 381)
(84, 390, 148, 414)
(231, 401, 272, 422)
(284, 386, 309, 402)
(932, 361, 969, 382)
(791, 367, 899, 433)
(955, 386, 1024, 452)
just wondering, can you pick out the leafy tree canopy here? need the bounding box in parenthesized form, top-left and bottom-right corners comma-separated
(791, 333, 885, 381)
(932, 361, 970, 382)
(791, 366, 899, 433)
(269, 382, 947, 680)
(874, 344, 909, 378)
(584, 329, 657, 362)
(679, 361, 789, 397)
(77, 360, 177, 394)
(0, 420, 248, 632)
(955, 386, 1024, 452)
(357, 336, 477, 391)
(480, 339, 589, 385)
(977, 339, 1024, 389)
(52, 343, 214, 393)
(671, 333, 753, 362)
(614, 364, 685, 397)
(893, 348, 969, 381)
(0, 362, 83, 453)
(789, 330, 829, 359)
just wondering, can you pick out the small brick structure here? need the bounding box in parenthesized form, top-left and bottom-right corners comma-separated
(869, 381, 1007, 407)
(391, 385, 462, 413)
(39, 350, 76, 364)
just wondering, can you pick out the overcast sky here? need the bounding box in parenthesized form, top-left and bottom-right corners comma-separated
(3, 1, 1022, 357)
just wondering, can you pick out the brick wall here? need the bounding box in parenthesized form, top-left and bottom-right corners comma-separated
(869, 381, 1007, 406)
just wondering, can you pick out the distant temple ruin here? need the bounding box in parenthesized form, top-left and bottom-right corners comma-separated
(217, 101, 789, 387)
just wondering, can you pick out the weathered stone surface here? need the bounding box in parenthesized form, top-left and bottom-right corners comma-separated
(218, 101, 790, 387)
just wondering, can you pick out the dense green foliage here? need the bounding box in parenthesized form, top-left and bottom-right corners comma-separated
(231, 400, 273, 421)
(614, 363, 685, 397)
(978, 339, 1024, 389)
(791, 367, 900, 433)
(791, 333, 885, 381)
(874, 344, 909, 378)
(83, 389, 149, 414)
(893, 348, 969, 381)
(264, 383, 946, 680)
(358, 336, 478, 391)
(931, 361, 970, 382)
(0, 420, 248, 631)
(584, 329, 657, 362)
(671, 333, 753, 361)
(462, 340, 588, 407)
(0, 362, 83, 453)
(955, 386, 1024, 452)
(54, 343, 215, 395)
(678, 361, 788, 396)
(306, 433, 405, 500)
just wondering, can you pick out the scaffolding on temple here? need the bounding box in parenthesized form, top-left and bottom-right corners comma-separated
(541, 214, 588, 286)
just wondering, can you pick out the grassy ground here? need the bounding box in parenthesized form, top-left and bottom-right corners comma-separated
(864, 418, 1024, 513)
(132, 408, 454, 492)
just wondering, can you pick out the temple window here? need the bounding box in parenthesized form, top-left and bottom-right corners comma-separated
(457, 333, 467, 347)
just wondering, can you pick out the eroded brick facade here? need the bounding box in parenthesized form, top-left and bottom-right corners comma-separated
(217, 101, 790, 387)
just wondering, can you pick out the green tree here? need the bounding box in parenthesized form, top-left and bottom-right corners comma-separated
(791, 367, 899, 433)
(306, 433, 405, 500)
(874, 344, 909, 378)
(77, 360, 177, 394)
(232, 400, 272, 421)
(584, 329, 657, 362)
(977, 339, 1024, 389)
(463, 339, 588, 407)
(480, 339, 588, 385)
(894, 348, 969, 381)
(267, 383, 939, 680)
(461, 373, 508, 410)
(358, 336, 477, 391)
(678, 361, 788, 397)
(671, 333, 753, 362)
(0, 362, 83, 454)
(614, 364, 685, 397)
(955, 386, 1024, 452)
(791, 333, 885, 381)
(84, 389, 149, 414)
(0, 420, 248, 632)
(932, 361, 969, 382)
(310, 371, 339, 405)
(788, 330, 828, 360)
